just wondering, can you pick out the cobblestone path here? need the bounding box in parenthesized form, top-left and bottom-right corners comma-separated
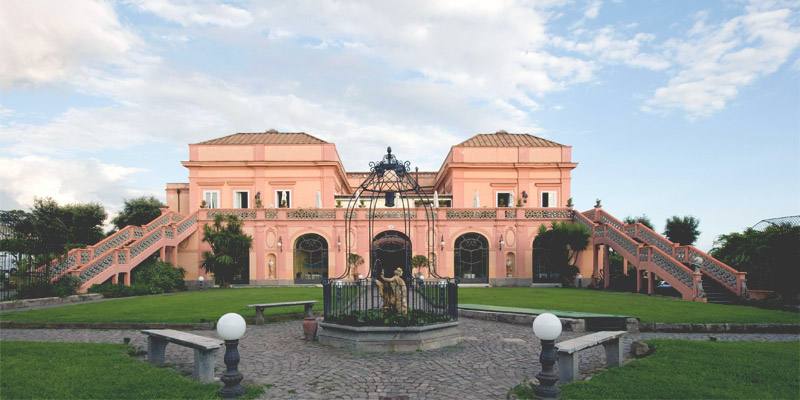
(2, 319, 797, 399)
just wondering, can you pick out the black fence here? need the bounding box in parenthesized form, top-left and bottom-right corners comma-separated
(322, 278, 458, 325)
(1, 219, 61, 302)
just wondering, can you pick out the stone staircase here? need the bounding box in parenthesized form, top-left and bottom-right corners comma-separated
(576, 208, 746, 303)
(41, 210, 199, 292)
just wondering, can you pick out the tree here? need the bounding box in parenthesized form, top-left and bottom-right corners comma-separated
(201, 214, 252, 287)
(411, 255, 429, 277)
(664, 216, 700, 245)
(61, 202, 106, 248)
(112, 196, 165, 230)
(534, 222, 590, 286)
(624, 215, 655, 230)
(348, 253, 365, 279)
(711, 223, 800, 302)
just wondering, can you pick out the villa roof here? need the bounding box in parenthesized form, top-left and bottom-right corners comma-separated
(456, 131, 564, 147)
(195, 130, 328, 145)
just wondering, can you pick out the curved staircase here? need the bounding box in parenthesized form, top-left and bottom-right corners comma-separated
(41, 210, 199, 292)
(575, 207, 746, 303)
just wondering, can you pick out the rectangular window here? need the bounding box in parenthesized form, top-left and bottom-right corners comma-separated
(541, 191, 558, 208)
(276, 190, 291, 208)
(496, 192, 512, 208)
(234, 191, 249, 208)
(203, 190, 220, 209)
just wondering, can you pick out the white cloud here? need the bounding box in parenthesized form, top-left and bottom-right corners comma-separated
(644, 2, 800, 117)
(0, 0, 141, 87)
(131, 0, 253, 28)
(554, 27, 670, 71)
(0, 156, 144, 211)
(584, 0, 602, 19)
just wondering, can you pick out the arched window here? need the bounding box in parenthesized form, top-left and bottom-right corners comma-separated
(372, 230, 412, 280)
(294, 234, 328, 283)
(454, 233, 489, 283)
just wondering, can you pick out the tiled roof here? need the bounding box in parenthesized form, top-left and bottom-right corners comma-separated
(456, 131, 564, 147)
(195, 130, 328, 145)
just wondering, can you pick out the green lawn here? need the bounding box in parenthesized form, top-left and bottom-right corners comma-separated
(557, 340, 800, 399)
(1, 287, 797, 324)
(0, 341, 264, 399)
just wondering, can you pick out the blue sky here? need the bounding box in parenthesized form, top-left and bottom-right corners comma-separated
(1, 0, 798, 250)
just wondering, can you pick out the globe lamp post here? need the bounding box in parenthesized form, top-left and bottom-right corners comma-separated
(532, 313, 562, 399)
(217, 313, 247, 398)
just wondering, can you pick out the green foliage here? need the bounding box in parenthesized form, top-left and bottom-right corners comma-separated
(711, 223, 800, 302)
(0, 341, 265, 399)
(112, 196, 165, 230)
(88, 283, 155, 298)
(331, 309, 452, 327)
(52, 274, 80, 297)
(623, 214, 654, 230)
(201, 214, 253, 287)
(15, 274, 80, 299)
(411, 254, 429, 270)
(133, 260, 186, 293)
(663, 215, 700, 245)
(559, 340, 800, 399)
(534, 222, 590, 286)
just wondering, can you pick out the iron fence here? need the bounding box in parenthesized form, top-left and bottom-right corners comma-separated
(322, 278, 458, 325)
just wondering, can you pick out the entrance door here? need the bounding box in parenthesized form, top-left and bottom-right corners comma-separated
(371, 230, 412, 280)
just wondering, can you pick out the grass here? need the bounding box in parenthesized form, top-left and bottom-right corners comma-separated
(1, 287, 797, 324)
(557, 340, 800, 399)
(0, 341, 265, 399)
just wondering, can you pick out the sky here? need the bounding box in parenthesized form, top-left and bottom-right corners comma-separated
(0, 0, 798, 251)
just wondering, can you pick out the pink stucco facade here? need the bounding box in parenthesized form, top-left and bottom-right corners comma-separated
(165, 131, 592, 286)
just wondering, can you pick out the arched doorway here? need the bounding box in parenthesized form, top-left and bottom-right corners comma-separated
(294, 234, 328, 283)
(532, 239, 560, 283)
(372, 230, 412, 280)
(454, 233, 489, 283)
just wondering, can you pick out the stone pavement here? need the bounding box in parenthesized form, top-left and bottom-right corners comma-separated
(1, 319, 798, 399)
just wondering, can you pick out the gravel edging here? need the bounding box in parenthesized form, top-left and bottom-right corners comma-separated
(0, 294, 104, 311)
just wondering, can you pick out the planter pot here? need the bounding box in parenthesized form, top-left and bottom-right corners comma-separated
(303, 317, 318, 340)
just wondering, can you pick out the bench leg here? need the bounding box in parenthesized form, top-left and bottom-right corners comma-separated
(193, 348, 218, 383)
(603, 338, 623, 367)
(558, 352, 578, 383)
(255, 307, 265, 325)
(147, 337, 167, 366)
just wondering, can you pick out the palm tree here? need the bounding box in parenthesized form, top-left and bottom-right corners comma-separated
(201, 214, 252, 287)
(348, 253, 365, 280)
(411, 255, 429, 277)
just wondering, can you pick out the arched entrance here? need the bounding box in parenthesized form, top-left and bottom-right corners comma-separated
(532, 240, 560, 283)
(372, 230, 412, 280)
(454, 233, 489, 283)
(294, 234, 328, 283)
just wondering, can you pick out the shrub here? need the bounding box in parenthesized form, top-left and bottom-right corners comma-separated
(88, 283, 153, 298)
(52, 275, 80, 297)
(132, 260, 186, 294)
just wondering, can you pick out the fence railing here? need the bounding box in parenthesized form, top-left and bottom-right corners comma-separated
(322, 278, 458, 325)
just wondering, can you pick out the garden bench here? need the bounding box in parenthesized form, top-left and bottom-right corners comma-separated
(247, 300, 317, 325)
(555, 330, 626, 383)
(141, 329, 223, 383)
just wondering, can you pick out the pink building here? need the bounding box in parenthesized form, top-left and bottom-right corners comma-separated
(59, 131, 747, 303)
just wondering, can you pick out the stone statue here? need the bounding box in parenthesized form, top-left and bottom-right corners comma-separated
(255, 192, 263, 208)
(375, 267, 408, 315)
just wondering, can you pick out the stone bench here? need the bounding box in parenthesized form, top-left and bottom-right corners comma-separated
(247, 300, 316, 325)
(141, 329, 223, 383)
(556, 331, 626, 383)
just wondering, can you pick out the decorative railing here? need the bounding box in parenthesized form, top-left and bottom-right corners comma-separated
(78, 253, 114, 283)
(287, 209, 336, 219)
(525, 209, 573, 219)
(605, 224, 639, 258)
(504, 209, 516, 219)
(93, 228, 132, 258)
(369, 210, 416, 220)
(145, 213, 174, 232)
(596, 209, 624, 231)
(130, 229, 163, 259)
(446, 209, 496, 220)
(177, 213, 198, 234)
(206, 209, 258, 220)
(264, 209, 277, 219)
(50, 253, 77, 277)
(630, 224, 675, 256)
(573, 210, 595, 230)
(648, 247, 694, 288)
(687, 246, 741, 293)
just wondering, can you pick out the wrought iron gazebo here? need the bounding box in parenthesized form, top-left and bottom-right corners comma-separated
(321, 147, 457, 325)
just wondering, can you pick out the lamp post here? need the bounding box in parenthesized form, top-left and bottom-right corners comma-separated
(532, 313, 562, 399)
(217, 313, 247, 398)
(197, 275, 205, 290)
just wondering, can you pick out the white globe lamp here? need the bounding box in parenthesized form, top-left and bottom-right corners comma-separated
(532, 312, 562, 340)
(532, 313, 561, 399)
(217, 313, 246, 341)
(217, 313, 246, 398)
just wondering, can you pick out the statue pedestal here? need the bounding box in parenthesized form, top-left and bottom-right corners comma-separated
(317, 321, 462, 352)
